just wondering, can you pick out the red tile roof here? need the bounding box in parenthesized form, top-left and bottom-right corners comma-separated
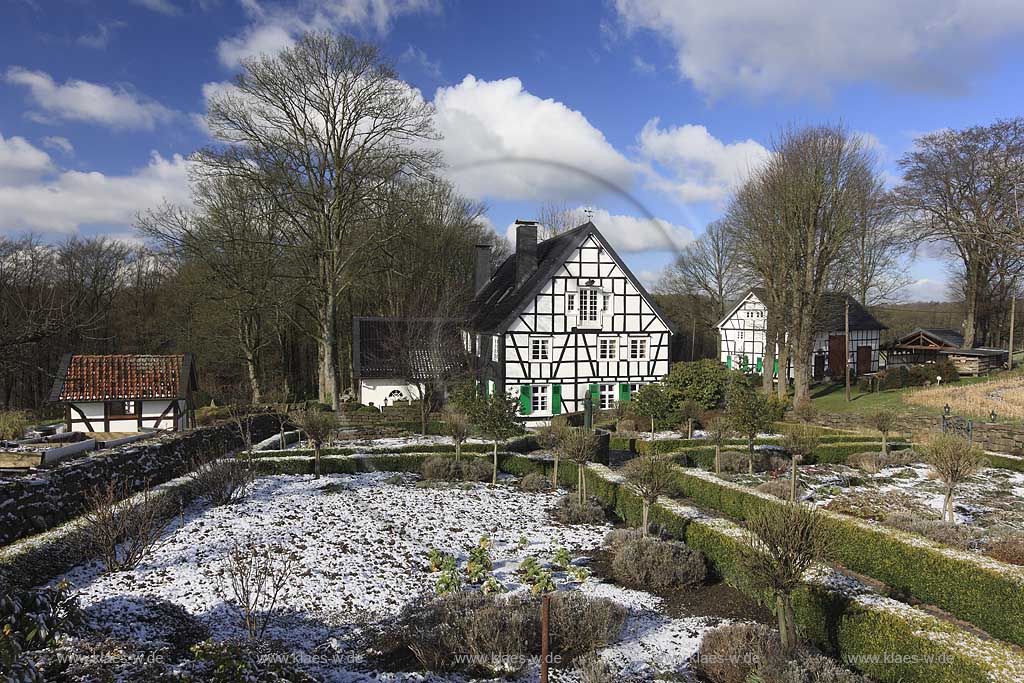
(53, 354, 192, 401)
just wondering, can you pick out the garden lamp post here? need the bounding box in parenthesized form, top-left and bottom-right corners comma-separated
(944, 403, 951, 417)
(990, 409, 997, 423)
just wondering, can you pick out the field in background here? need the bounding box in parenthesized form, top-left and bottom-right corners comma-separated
(904, 372, 1024, 422)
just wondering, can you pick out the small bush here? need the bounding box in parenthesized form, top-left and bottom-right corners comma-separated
(460, 458, 493, 482)
(986, 536, 1024, 565)
(218, 542, 295, 641)
(83, 481, 170, 573)
(695, 623, 784, 683)
(718, 450, 751, 473)
(603, 527, 643, 551)
(611, 536, 706, 591)
(421, 456, 458, 480)
(847, 451, 883, 473)
(188, 458, 254, 505)
(519, 471, 552, 492)
(192, 639, 314, 682)
(552, 495, 606, 525)
(883, 513, 981, 550)
(756, 478, 800, 500)
(0, 411, 30, 441)
(548, 591, 626, 660)
(764, 653, 872, 683)
(577, 652, 615, 683)
(1, 582, 82, 674)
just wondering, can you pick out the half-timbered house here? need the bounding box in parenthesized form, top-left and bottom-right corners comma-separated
(716, 288, 885, 380)
(49, 354, 198, 433)
(464, 221, 676, 422)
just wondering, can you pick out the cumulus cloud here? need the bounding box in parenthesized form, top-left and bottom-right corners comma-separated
(433, 75, 637, 202)
(41, 136, 74, 156)
(505, 207, 693, 253)
(400, 46, 442, 79)
(5, 68, 177, 130)
(0, 151, 191, 234)
(613, 0, 1024, 98)
(637, 118, 769, 202)
(0, 134, 52, 185)
(217, 0, 440, 67)
(131, 0, 180, 15)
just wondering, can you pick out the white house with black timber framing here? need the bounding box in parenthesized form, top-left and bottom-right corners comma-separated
(464, 221, 676, 422)
(716, 288, 885, 380)
(49, 354, 198, 433)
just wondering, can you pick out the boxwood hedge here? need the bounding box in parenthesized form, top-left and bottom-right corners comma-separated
(668, 466, 1024, 648)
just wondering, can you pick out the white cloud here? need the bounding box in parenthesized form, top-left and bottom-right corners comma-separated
(0, 151, 191, 234)
(898, 278, 949, 303)
(217, 0, 440, 67)
(613, 0, 1024, 98)
(631, 55, 655, 75)
(131, 0, 180, 15)
(434, 75, 637, 202)
(0, 134, 52, 185)
(41, 136, 74, 155)
(77, 22, 125, 49)
(504, 207, 693, 253)
(5, 68, 177, 130)
(400, 46, 441, 79)
(637, 118, 769, 202)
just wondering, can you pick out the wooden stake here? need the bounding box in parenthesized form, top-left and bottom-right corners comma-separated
(1010, 295, 1016, 371)
(845, 298, 852, 402)
(540, 593, 550, 683)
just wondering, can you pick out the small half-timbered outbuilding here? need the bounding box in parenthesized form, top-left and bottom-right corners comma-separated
(716, 288, 886, 380)
(49, 354, 198, 433)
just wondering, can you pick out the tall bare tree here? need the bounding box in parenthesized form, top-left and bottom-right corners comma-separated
(197, 32, 439, 410)
(893, 119, 1024, 348)
(661, 220, 750, 323)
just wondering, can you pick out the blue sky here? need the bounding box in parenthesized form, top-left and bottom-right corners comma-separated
(2, 0, 1024, 301)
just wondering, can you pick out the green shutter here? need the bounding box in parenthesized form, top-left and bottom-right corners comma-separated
(756, 357, 763, 373)
(551, 384, 562, 414)
(481, 379, 488, 397)
(589, 383, 600, 404)
(773, 359, 779, 376)
(726, 355, 732, 369)
(618, 383, 631, 402)
(519, 384, 532, 415)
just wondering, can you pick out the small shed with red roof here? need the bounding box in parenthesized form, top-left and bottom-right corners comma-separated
(48, 354, 198, 434)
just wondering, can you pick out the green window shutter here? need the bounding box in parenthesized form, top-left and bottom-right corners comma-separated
(589, 383, 600, 404)
(481, 379, 489, 397)
(618, 383, 631, 402)
(519, 384, 532, 415)
(773, 359, 779, 376)
(726, 355, 732, 369)
(756, 357, 763, 373)
(551, 384, 562, 414)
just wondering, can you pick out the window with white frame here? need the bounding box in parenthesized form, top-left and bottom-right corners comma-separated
(579, 288, 600, 323)
(566, 292, 576, 312)
(475, 334, 481, 356)
(630, 383, 642, 394)
(629, 337, 648, 360)
(531, 384, 549, 413)
(602, 292, 611, 312)
(530, 337, 551, 361)
(738, 330, 745, 340)
(599, 384, 616, 410)
(598, 337, 617, 360)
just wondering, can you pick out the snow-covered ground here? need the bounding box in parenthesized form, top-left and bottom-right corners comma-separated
(62, 473, 722, 681)
(267, 433, 495, 452)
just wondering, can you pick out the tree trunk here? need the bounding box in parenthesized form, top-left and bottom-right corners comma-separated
(552, 454, 559, 488)
(641, 501, 650, 537)
(747, 438, 755, 475)
(687, 419, 693, 439)
(762, 321, 776, 395)
(963, 260, 981, 349)
(714, 444, 721, 475)
(944, 489, 954, 523)
(245, 350, 261, 404)
(881, 431, 888, 456)
(314, 445, 321, 479)
(783, 594, 797, 652)
(777, 594, 791, 652)
(577, 466, 584, 504)
(492, 441, 498, 485)
(455, 440, 462, 463)
(777, 341, 790, 400)
(318, 291, 340, 410)
(792, 332, 812, 411)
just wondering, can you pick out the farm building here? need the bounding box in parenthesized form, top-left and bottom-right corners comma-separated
(351, 317, 465, 407)
(48, 354, 198, 433)
(463, 220, 675, 422)
(881, 328, 1008, 376)
(716, 288, 886, 380)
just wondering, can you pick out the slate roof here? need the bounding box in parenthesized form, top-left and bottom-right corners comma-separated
(352, 317, 465, 380)
(466, 222, 678, 334)
(891, 328, 965, 349)
(736, 288, 887, 332)
(49, 354, 196, 402)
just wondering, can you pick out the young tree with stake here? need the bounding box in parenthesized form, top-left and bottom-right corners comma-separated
(701, 412, 735, 475)
(924, 433, 986, 523)
(470, 392, 522, 484)
(291, 408, 338, 478)
(631, 383, 673, 437)
(780, 426, 819, 502)
(866, 410, 897, 456)
(444, 410, 470, 463)
(725, 379, 786, 474)
(558, 428, 600, 503)
(741, 502, 828, 653)
(622, 454, 677, 536)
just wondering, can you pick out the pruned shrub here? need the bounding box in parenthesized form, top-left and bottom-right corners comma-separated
(189, 458, 254, 505)
(420, 456, 458, 480)
(1, 581, 82, 676)
(519, 471, 552, 492)
(603, 527, 643, 551)
(986, 536, 1024, 565)
(718, 450, 750, 473)
(756, 478, 801, 500)
(610, 536, 706, 591)
(883, 513, 982, 550)
(552, 495, 605, 525)
(83, 481, 170, 573)
(460, 458, 493, 482)
(847, 451, 883, 474)
(548, 590, 626, 660)
(695, 623, 784, 683)
(761, 653, 872, 683)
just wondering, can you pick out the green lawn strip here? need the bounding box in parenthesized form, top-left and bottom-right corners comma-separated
(667, 464, 1024, 648)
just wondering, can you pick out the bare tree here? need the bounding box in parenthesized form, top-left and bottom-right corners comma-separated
(83, 481, 169, 573)
(537, 202, 587, 238)
(199, 32, 439, 409)
(833, 189, 914, 306)
(893, 119, 1024, 348)
(622, 454, 676, 536)
(558, 428, 600, 503)
(661, 220, 750, 323)
(220, 541, 295, 640)
(291, 408, 339, 478)
(923, 433, 986, 523)
(779, 426, 818, 502)
(701, 412, 735, 475)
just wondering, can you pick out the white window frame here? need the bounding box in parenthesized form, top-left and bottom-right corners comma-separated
(531, 384, 549, 413)
(598, 337, 617, 360)
(579, 288, 601, 324)
(566, 292, 576, 313)
(629, 337, 648, 360)
(599, 384, 616, 410)
(530, 337, 551, 361)
(629, 383, 642, 394)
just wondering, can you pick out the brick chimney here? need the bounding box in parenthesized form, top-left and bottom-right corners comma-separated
(514, 220, 539, 289)
(474, 244, 492, 293)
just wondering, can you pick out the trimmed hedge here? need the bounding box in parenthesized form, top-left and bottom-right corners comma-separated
(255, 436, 540, 460)
(610, 435, 908, 454)
(985, 451, 1024, 473)
(668, 466, 1024, 648)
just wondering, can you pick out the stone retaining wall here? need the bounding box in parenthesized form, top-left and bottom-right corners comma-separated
(0, 416, 277, 546)
(798, 412, 1024, 454)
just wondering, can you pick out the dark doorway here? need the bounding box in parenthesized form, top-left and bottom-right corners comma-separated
(856, 346, 872, 376)
(828, 335, 847, 380)
(813, 354, 826, 380)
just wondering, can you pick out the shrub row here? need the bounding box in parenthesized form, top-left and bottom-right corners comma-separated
(255, 436, 539, 459)
(666, 465, 1024, 648)
(984, 451, 1024, 473)
(610, 435, 907, 454)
